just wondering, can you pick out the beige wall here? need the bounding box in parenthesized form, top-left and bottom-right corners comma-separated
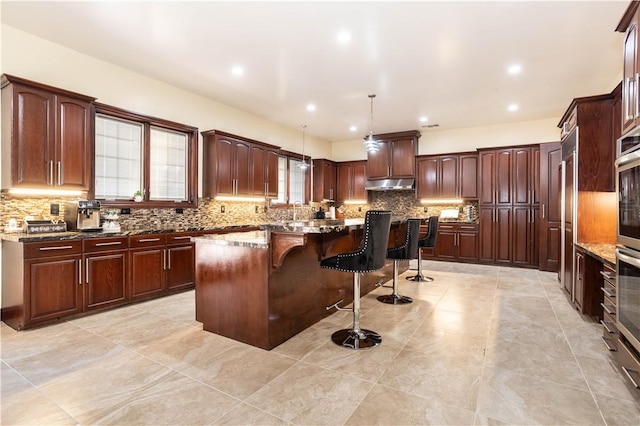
(330, 117, 561, 161)
(0, 24, 333, 193)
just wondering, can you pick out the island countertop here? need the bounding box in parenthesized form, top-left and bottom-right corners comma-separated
(191, 230, 269, 248)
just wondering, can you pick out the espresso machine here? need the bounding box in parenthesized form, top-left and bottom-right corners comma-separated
(65, 200, 102, 231)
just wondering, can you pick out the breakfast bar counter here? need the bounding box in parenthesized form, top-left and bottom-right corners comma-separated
(193, 219, 405, 349)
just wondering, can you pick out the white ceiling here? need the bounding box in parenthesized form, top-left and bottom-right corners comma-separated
(0, 1, 630, 142)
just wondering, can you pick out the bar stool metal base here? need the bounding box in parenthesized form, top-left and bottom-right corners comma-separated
(377, 294, 413, 304)
(331, 328, 382, 349)
(406, 273, 434, 282)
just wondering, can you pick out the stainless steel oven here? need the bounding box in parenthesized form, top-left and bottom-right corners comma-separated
(617, 247, 640, 355)
(616, 147, 640, 251)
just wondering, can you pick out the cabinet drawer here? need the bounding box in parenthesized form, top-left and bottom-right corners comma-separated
(23, 240, 83, 259)
(83, 237, 129, 253)
(618, 338, 640, 388)
(601, 310, 619, 336)
(601, 297, 616, 318)
(458, 224, 478, 231)
(129, 234, 166, 248)
(167, 232, 198, 246)
(439, 224, 456, 231)
(602, 333, 618, 352)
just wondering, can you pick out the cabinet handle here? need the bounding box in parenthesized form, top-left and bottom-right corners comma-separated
(626, 77, 634, 120)
(265, 182, 268, 196)
(600, 270, 616, 280)
(622, 366, 640, 388)
(601, 287, 616, 299)
(39, 245, 73, 251)
(57, 160, 62, 186)
(85, 258, 89, 284)
(49, 161, 54, 186)
(167, 249, 171, 270)
(329, 189, 333, 199)
(601, 336, 616, 352)
(139, 238, 160, 243)
(172, 236, 192, 240)
(78, 259, 82, 285)
(163, 249, 167, 270)
(95, 241, 122, 247)
(542, 204, 545, 219)
(600, 302, 615, 316)
(635, 73, 639, 119)
(600, 319, 615, 334)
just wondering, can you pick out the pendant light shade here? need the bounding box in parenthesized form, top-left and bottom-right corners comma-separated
(364, 94, 381, 153)
(298, 124, 309, 170)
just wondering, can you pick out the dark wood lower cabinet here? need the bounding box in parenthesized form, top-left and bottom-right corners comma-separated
(433, 223, 479, 262)
(83, 237, 128, 311)
(479, 207, 512, 265)
(129, 243, 167, 302)
(166, 242, 196, 292)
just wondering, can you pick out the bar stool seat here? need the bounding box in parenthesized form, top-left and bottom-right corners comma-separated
(406, 216, 439, 282)
(378, 218, 422, 305)
(321, 210, 392, 350)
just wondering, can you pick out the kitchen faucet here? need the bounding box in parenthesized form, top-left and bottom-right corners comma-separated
(293, 201, 302, 220)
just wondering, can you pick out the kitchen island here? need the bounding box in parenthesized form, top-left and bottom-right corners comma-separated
(193, 219, 406, 350)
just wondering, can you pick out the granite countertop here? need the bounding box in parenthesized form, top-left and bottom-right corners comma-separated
(575, 242, 616, 267)
(260, 217, 412, 234)
(192, 230, 268, 248)
(0, 224, 258, 243)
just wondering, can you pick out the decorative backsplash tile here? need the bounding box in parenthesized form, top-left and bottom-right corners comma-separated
(0, 192, 477, 231)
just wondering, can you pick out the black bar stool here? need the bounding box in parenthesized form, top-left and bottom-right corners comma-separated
(321, 210, 392, 350)
(377, 218, 421, 305)
(406, 216, 439, 282)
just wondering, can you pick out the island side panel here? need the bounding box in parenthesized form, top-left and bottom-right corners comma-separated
(195, 241, 270, 349)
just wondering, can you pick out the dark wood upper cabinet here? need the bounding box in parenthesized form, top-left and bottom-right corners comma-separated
(415, 152, 477, 199)
(336, 161, 367, 201)
(617, 1, 640, 135)
(312, 159, 337, 202)
(202, 130, 280, 198)
(366, 130, 420, 179)
(1, 74, 94, 190)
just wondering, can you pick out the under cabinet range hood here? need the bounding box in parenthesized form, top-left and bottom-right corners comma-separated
(365, 178, 415, 191)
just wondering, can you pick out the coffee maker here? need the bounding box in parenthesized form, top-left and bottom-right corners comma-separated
(65, 200, 102, 231)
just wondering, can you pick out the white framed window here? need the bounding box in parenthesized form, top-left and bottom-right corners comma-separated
(273, 155, 308, 205)
(149, 127, 188, 201)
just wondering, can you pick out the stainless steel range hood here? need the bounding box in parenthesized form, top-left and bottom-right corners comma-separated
(365, 178, 415, 191)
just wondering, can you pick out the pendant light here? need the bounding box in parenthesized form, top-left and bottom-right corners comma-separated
(363, 94, 381, 153)
(298, 124, 310, 170)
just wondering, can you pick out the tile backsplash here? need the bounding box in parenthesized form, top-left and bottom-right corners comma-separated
(0, 191, 476, 231)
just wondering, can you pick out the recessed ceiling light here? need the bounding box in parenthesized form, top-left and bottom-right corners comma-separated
(507, 64, 522, 75)
(349, 125, 358, 132)
(231, 65, 244, 76)
(508, 103, 519, 112)
(337, 31, 352, 45)
(306, 103, 316, 112)
(419, 116, 428, 123)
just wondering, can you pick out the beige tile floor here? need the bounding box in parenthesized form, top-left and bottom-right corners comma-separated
(2, 260, 640, 425)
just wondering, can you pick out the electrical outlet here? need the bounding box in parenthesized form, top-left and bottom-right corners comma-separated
(358, 206, 362, 212)
(424, 207, 428, 213)
(255, 205, 259, 213)
(221, 205, 225, 213)
(50, 203, 59, 216)
(176, 208, 184, 214)
(121, 208, 131, 215)
(263, 206, 268, 213)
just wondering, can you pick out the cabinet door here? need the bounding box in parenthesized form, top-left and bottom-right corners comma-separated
(513, 147, 531, 205)
(574, 251, 585, 312)
(531, 206, 540, 267)
(435, 226, 457, 259)
(84, 251, 127, 311)
(478, 151, 496, 205)
(56, 95, 91, 189)
(167, 244, 195, 291)
(457, 230, 479, 261)
(251, 145, 266, 196)
(25, 255, 82, 323)
(539, 143, 562, 272)
(351, 162, 367, 200)
(130, 248, 165, 301)
(336, 163, 351, 201)
(389, 138, 415, 178)
(416, 157, 438, 198)
(495, 149, 513, 205)
(439, 156, 459, 198)
(325, 162, 337, 201)
(215, 137, 235, 195)
(10, 84, 55, 187)
(265, 149, 280, 198)
(623, 17, 638, 133)
(366, 142, 390, 179)
(513, 206, 532, 266)
(459, 154, 478, 199)
(235, 140, 252, 195)
(495, 207, 512, 265)
(478, 207, 496, 262)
